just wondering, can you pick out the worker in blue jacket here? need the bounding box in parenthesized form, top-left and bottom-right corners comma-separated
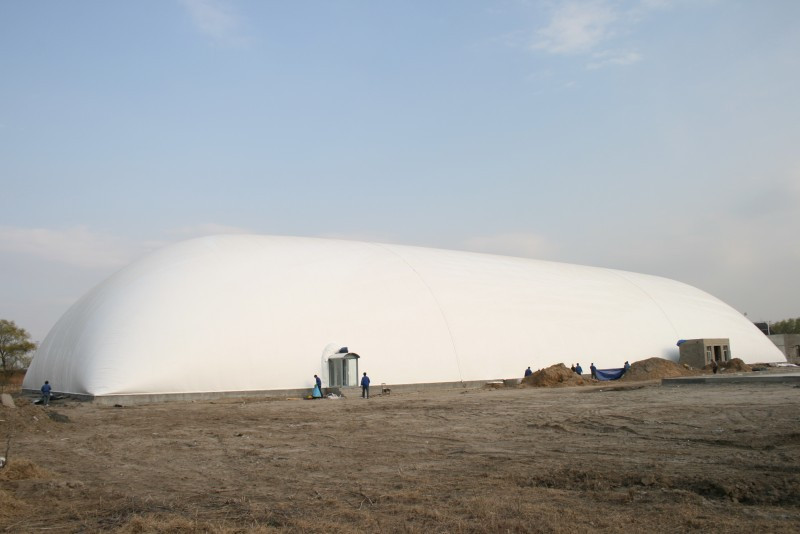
(575, 363, 583, 375)
(361, 372, 370, 399)
(40, 380, 52, 406)
(314, 374, 322, 394)
(311, 374, 323, 398)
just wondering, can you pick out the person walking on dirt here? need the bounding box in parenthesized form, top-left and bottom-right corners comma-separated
(40, 380, 51, 406)
(524, 367, 532, 377)
(361, 372, 370, 399)
(590, 363, 597, 379)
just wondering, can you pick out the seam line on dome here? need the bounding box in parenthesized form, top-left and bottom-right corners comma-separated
(372, 243, 464, 384)
(607, 269, 681, 339)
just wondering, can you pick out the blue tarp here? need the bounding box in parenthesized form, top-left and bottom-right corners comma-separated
(595, 368, 625, 381)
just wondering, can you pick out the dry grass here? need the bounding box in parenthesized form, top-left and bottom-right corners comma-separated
(2, 378, 800, 532)
(0, 458, 53, 481)
(0, 488, 30, 521)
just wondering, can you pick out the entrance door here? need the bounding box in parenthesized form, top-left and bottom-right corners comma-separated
(328, 354, 359, 387)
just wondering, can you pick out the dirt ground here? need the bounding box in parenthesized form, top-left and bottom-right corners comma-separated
(2, 377, 800, 533)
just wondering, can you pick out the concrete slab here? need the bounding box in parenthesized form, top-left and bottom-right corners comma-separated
(663, 371, 800, 386)
(21, 387, 316, 406)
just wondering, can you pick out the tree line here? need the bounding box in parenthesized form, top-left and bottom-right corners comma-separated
(770, 317, 800, 335)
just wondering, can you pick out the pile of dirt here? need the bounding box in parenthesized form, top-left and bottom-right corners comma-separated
(0, 397, 57, 433)
(720, 358, 752, 373)
(619, 357, 698, 382)
(521, 364, 587, 387)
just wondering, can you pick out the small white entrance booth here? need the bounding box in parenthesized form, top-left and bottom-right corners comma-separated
(321, 343, 361, 388)
(327, 352, 359, 387)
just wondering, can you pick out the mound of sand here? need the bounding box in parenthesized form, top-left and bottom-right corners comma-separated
(619, 357, 698, 382)
(705, 358, 752, 373)
(521, 364, 587, 387)
(723, 358, 752, 372)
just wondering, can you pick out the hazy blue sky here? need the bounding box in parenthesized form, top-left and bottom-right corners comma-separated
(2, 0, 798, 342)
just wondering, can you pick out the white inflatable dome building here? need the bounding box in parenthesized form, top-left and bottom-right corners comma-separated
(24, 235, 783, 399)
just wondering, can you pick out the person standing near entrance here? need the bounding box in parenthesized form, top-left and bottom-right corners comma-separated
(361, 372, 370, 399)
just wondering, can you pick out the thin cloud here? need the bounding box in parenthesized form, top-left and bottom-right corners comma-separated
(0, 226, 139, 269)
(0, 223, 255, 272)
(531, 0, 668, 69)
(533, 1, 618, 55)
(587, 49, 642, 69)
(178, 0, 248, 46)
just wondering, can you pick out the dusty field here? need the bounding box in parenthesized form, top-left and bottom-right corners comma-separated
(2, 379, 800, 533)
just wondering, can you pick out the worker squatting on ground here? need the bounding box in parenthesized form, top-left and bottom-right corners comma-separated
(361, 372, 370, 399)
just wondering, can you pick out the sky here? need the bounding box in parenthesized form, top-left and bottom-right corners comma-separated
(1, 0, 798, 342)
